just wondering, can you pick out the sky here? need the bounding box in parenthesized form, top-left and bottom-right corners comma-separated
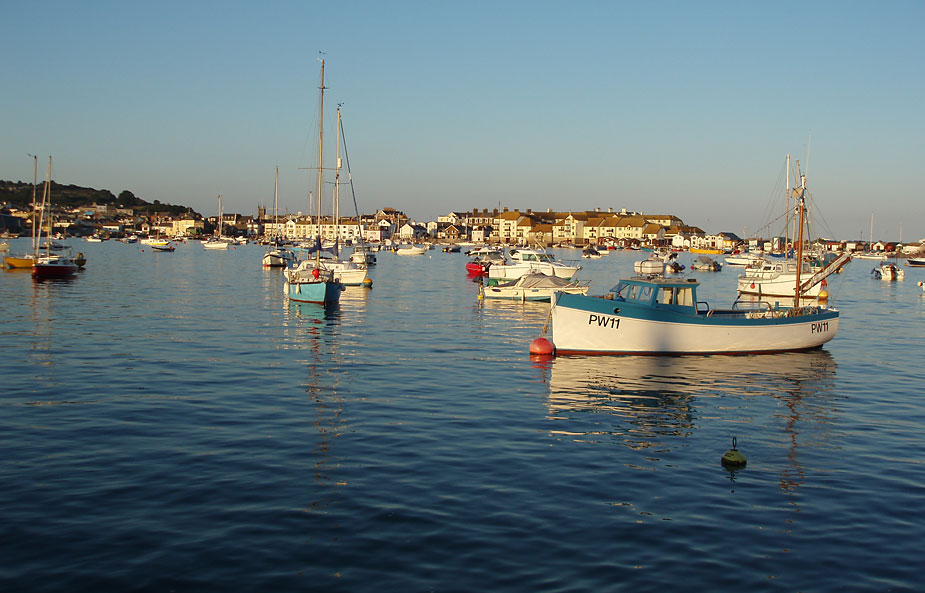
(2, 0, 923, 241)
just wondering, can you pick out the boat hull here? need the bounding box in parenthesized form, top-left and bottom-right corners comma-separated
(285, 279, 343, 304)
(4, 255, 36, 269)
(32, 263, 78, 279)
(550, 292, 839, 355)
(482, 286, 589, 302)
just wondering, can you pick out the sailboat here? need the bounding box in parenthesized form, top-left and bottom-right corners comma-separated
(313, 105, 369, 286)
(262, 167, 296, 267)
(32, 156, 78, 279)
(736, 156, 851, 298)
(284, 57, 344, 304)
(4, 155, 41, 269)
(202, 195, 230, 250)
(855, 213, 886, 260)
(545, 154, 842, 355)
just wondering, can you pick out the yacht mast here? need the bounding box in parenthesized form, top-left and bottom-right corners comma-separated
(334, 104, 343, 249)
(793, 163, 806, 307)
(315, 58, 325, 266)
(274, 166, 279, 242)
(785, 154, 790, 253)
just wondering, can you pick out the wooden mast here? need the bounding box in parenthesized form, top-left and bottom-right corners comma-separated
(793, 161, 806, 307)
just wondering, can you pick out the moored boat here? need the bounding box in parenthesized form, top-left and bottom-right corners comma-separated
(480, 272, 590, 302)
(548, 274, 838, 355)
(32, 253, 78, 279)
(396, 245, 427, 255)
(691, 255, 722, 271)
(488, 248, 580, 282)
(907, 257, 925, 267)
(466, 248, 505, 276)
(543, 153, 841, 356)
(284, 58, 344, 305)
(871, 262, 904, 281)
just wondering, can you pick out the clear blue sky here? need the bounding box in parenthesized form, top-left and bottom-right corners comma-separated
(3, 1, 923, 241)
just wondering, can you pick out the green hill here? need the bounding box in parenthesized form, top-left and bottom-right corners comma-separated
(0, 180, 198, 217)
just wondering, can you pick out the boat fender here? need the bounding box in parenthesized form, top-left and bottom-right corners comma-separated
(529, 337, 555, 356)
(721, 437, 747, 469)
(750, 283, 755, 289)
(312, 268, 320, 279)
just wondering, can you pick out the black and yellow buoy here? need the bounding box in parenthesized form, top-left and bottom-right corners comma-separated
(721, 437, 747, 469)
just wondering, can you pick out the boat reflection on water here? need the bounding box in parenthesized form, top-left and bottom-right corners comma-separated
(538, 351, 838, 461)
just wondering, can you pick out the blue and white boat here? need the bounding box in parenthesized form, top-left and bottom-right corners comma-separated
(283, 58, 343, 305)
(549, 275, 838, 355)
(285, 260, 343, 304)
(547, 161, 840, 356)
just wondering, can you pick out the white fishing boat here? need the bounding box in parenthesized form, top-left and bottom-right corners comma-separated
(724, 253, 762, 266)
(854, 252, 887, 260)
(350, 244, 377, 265)
(284, 58, 343, 304)
(737, 156, 851, 298)
(488, 248, 580, 282)
(480, 272, 590, 302)
(691, 255, 722, 271)
(908, 257, 925, 267)
(871, 262, 904, 281)
(396, 245, 427, 255)
(543, 154, 841, 355)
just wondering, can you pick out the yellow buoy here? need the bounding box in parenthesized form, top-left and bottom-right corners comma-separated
(721, 437, 747, 469)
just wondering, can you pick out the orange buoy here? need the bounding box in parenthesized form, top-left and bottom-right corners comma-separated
(529, 337, 555, 356)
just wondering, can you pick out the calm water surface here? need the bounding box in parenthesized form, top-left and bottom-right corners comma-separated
(1, 240, 923, 592)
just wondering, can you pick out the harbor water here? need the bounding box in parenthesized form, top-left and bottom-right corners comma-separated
(1, 240, 923, 592)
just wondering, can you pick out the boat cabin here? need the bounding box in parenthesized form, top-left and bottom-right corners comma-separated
(612, 277, 699, 313)
(509, 249, 556, 263)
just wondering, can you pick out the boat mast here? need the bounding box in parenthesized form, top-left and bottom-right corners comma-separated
(314, 58, 326, 267)
(217, 194, 223, 239)
(274, 166, 279, 242)
(793, 162, 806, 307)
(36, 156, 51, 257)
(785, 154, 790, 254)
(334, 104, 342, 251)
(28, 154, 38, 256)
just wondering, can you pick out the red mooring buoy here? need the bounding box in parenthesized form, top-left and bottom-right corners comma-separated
(529, 337, 555, 356)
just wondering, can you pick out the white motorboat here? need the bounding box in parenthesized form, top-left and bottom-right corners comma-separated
(480, 272, 590, 302)
(488, 248, 580, 282)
